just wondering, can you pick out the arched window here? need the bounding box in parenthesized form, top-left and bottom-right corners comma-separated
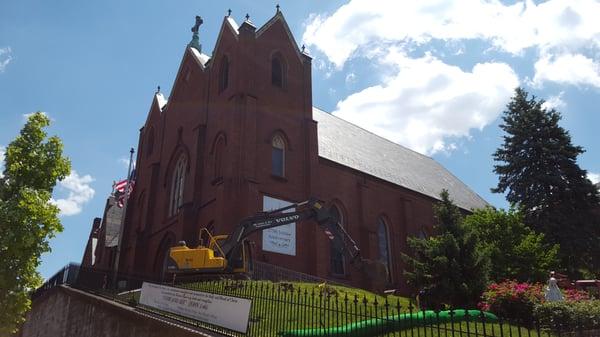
(330, 205, 345, 275)
(377, 218, 392, 282)
(219, 56, 229, 92)
(271, 54, 285, 88)
(214, 136, 226, 179)
(169, 156, 187, 216)
(271, 134, 285, 177)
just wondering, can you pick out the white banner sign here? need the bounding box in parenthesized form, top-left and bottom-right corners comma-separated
(138, 282, 252, 333)
(262, 196, 296, 256)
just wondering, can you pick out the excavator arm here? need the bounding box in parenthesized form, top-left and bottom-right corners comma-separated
(218, 199, 360, 260)
(218, 199, 323, 258)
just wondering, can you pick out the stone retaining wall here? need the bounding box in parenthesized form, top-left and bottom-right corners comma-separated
(17, 285, 221, 337)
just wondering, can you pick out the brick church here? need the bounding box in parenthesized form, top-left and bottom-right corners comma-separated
(84, 9, 487, 292)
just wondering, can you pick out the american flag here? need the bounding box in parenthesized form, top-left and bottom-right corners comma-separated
(114, 168, 136, 208)
(113, 179, 127, 193)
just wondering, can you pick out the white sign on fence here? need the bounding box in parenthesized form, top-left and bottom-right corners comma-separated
(262, 196, 296, 256)
(138, 282, 252, 333)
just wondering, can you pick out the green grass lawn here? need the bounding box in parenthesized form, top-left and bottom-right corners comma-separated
(177, 280, 413, 336)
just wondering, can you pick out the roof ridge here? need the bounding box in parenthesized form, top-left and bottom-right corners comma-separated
(312, 106, 435, 162)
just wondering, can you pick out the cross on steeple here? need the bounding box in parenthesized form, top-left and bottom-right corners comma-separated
(227, 9, 232, 17)
(276, 4, 280, 12)
(188, 15, 203, 51)
(191, 15, 203, 33)
(157, 85, 161, 93)
(245, 13, 250, 21)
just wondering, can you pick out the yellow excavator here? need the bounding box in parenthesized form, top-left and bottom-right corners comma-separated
(166, 198, 387, 285)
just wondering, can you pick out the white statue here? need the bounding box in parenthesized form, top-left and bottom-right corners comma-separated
(544, 271, 564, 302)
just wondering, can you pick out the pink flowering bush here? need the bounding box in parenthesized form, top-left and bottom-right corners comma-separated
(479, 280, 591, 324)
(479, 280, 545, 324)
(563, 288, 590, 302)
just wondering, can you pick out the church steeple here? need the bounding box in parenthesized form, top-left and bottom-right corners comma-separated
(188, 15, 203, 51)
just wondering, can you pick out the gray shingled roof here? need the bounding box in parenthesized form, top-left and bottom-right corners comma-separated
(314, 107, 488, 211)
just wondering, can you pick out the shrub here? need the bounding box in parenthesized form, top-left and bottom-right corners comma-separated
(534, 300, 600, 331)
(479, 280, 544, 324)
(463, 207, 559, 282)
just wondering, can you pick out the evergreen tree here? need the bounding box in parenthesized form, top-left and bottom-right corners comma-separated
(402, 190, 490, 308)
(492, 88, 600, 274)
(0, 113, 70, 334)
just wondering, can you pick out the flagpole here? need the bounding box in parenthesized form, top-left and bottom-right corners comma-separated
(112, 147, 135, 290)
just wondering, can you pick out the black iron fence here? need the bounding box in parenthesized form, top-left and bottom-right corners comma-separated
(31, 262, 80, 299)
(159, 279, 599, 337)
(33, 265, 599, 337)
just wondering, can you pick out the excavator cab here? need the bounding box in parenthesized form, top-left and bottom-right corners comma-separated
(210, 234, 252, 273)
(166, 228, 252, 275)
(227, 240, 253, 273)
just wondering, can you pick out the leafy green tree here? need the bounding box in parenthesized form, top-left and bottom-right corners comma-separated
(463, 207, 559, 282)
(0, 112, 70, 334)
(492, 88, 600, 274)
(402, 190, 490, 308)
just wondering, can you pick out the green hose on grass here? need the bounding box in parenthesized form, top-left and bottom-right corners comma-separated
(278, 309, 498, 337)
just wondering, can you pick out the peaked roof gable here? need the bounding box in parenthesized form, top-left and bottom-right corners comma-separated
(143, 91, 168, 127)
(256, 12, 305, 63)
(212, 16, 240, 59)
(164, 46, 209, 109)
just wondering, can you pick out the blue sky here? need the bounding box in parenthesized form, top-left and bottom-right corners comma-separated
(1, 0, 599, 280)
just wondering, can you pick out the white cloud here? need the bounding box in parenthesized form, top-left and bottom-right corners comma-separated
(333, 51, 519, 154)
(0, 47, 12, 72)
(51, 170, 95, 216)
(542, 91, 566, 110)
(532, 53, 600, 87)
(589, 172, 600, 185)
(117, 157, 136, 174)
(118, 157, 130, 169)
(304, 0, 600, 88)
(304, 0, 600, 67)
